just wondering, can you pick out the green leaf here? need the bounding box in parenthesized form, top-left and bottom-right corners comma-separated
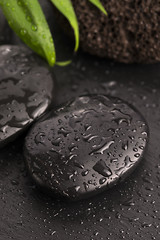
(0, 0, 56, 66)
(88, 0, 107, 15)
(56, 60, 72, 66)
(50, 0, 79, 52)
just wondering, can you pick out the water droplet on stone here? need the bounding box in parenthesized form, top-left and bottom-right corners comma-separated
(93, 160, 112, 177)
(0, 45, 55, 148)
(99, 177, 107, 185)
(24, 95, 148, 200)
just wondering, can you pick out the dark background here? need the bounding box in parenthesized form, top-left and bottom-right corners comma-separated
(1, 1, 160, 239)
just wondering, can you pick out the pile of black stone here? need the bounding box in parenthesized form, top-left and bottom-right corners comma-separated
(0, 6, 149, 201)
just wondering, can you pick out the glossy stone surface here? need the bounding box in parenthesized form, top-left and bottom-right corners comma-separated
(0, 45, 54, 147)
(24, 95, 148, 200)
(0, 13, 160, 238)
(0, 9, 11, 44)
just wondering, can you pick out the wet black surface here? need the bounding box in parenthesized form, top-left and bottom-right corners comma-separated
(24, 95, 148, 200)
(0, 56, 160, 239)
(1, 0, 160, 239)
(0, 9, 11, 45)
(0, 45, 54, 147)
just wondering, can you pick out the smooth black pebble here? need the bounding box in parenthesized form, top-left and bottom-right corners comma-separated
(24, 95, 149, 200)
(0, 9, 11, 44)
(0, 45, 55, 147)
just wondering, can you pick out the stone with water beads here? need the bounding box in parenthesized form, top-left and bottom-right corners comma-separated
(24, 95, 148, 200)
(0, 45, 55, 147)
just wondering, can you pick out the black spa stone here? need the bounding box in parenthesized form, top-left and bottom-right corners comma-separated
(0, 9, 11, 44)
(24, 95, 149, 200)
(0, 45, 54, 147)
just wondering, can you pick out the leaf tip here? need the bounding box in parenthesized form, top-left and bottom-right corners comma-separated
(56, 60, 72, 67)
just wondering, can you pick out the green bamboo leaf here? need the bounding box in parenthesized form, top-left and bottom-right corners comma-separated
(0, 0, 56, 66)
(50, 0, 79, 52)
(88, 0, 107, 15)
(56, 60, 72, 66)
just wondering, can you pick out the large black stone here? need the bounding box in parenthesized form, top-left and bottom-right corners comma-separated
(24, 95, 148, 200)
(0, 45, 55, 147)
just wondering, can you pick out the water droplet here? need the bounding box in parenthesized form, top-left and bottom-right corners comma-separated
(81, 170, 89, 176)
(99, 177, 107, 184)
(58, 127, 70, 137)
(51, 137, 61, 146)
(20, 29, 27, 36)
(122, 140, 128, 150)
(50, 37, 53, 43)
(134, 153, 140, 158)
(74, 161, 84, 169)
(93, 160, 112, 177)
(110, 158, 118, 163)
(139, 145, 144, 150)
(90, 140, 114, 155)
(133, 147, 138, 152)
(17, 0, 22, 6)
(32, 25, 37, 31)
(11, 180, 19, 185)
(26, 15, 31, 22)
(35, 132, 45, 145)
